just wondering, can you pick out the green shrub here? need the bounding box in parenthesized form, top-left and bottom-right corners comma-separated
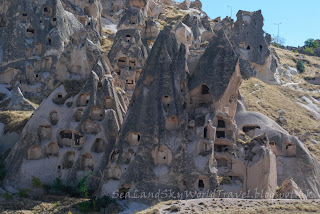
(305, 38, 319, 49)
(42, 184, 52, 194)
(18, 189, 29, 198)
(76, 171, 93, 198)
(303, 47, 315, 55)
(32, 176, 42, 189)
(297, 60, 305, 73)
(3, 192, 13, 200)
(95, 195, 115, 210)
(52, 178, 67, 192)
(77, 196, 116, 212)
(272, 43, 280, 48)
(77, 200, 93, 212)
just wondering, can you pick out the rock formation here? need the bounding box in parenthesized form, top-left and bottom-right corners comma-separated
(236, 98, 320, 198)
(6, 86, 36, 111)
(4, 71, 126, 189)
(100, 28, 278, 203)
(2, 0, 320, 206)
(0, 0, 108, 102)
(229, 10, 279, 84)
(108, 3, 160, 100)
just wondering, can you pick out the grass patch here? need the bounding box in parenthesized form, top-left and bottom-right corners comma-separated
(0, 111, 32, 134)
(164, 6, 186, 25)
(274, 47, 320, 77)
(101, 29, 115, 55)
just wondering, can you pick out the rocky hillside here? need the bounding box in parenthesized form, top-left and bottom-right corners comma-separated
(240, 47, 320, 160)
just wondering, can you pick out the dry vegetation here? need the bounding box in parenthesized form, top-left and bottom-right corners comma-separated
(274, 46, 320, 77)
(139, 198, 320, 214)
(0, 195, 87, 214)
(0, 111, 32, 134)
(240, 47, 320, 160)
(101, 28, 115, 55)
(155, 6, 187, 30)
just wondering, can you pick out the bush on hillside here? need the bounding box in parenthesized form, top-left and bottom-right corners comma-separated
(297, 60, 305, 73)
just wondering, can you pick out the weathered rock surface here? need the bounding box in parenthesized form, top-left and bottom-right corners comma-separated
(7, 86, 36, 111)
(279, 178, 307, 199)
(236, 99, 320, 198)
(4, 71, 126, 190)
(0, 0, 108, 103)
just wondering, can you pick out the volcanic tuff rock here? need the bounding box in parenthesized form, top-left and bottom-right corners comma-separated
(230, 10, 279, 84)
(2, 0, 320, 207)
(100, 28, 278, 203)
(236, 99, 320, 198)
(4, 71, 126, 190)
(0, 0, 108, 101)
(6, 86, 36, 111)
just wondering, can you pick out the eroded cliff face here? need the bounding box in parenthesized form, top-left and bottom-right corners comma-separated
(2, 0, 320, 204)
(4, 71, 126, 190)
(99, 28, 279, 203)
(0, 0, 107, 102)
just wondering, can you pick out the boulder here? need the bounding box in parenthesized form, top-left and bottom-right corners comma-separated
(279, 178, 307, 199)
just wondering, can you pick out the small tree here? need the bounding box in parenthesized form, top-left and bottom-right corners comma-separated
(297, 60, 305, 73)
(305, 38, 319, 48)
(273, 35, 286, 46)
(77, 171, 93, 198)
(32, 176, 42, 194)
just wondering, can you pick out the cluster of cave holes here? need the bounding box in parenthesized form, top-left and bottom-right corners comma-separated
(43, 6, 53, 18)
(59, 130, 85, 147)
